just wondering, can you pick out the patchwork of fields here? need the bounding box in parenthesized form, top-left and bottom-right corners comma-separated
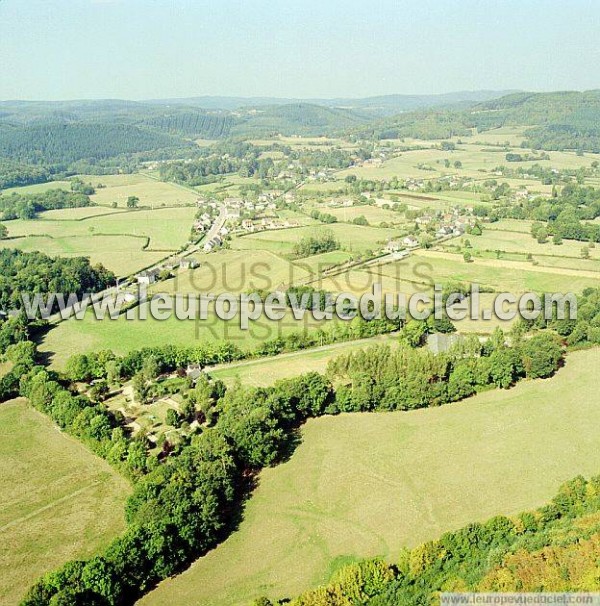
(140, 348, 600, 606)
(0, 205, 197, 276)
(0, 400, 130, 606)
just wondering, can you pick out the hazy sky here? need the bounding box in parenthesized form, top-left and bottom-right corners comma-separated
(1, 0, 598, 100)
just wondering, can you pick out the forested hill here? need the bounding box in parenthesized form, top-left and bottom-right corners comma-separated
(354, 90, 600, 151)
(472, 90, 600, 150)
(2, 90, 600, 177)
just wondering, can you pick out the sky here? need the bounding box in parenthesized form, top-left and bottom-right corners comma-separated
(0, 0, 599, 101)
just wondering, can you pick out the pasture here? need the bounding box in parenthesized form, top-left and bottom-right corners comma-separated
(230, 224, 405, 256)
(446, 224, 598, 262)
(38, 305, 336, 370)
(370, 250, 599, 294)
(85, 173, 198, 208)
(319, 204, 404, 225)
(150, 250, 312, 295)
(140, 348, 600, 606)
(0, 206, 197, 276)
(333, 141, 596, 192)
(0, 399, 130, 606)
(207, 333, 399, 387)
(1, 181, 73, 195)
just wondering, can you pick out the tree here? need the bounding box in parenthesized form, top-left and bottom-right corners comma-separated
(552, 233, 563, 245)
(132, 373, 150, 404)
(165, 408, 180, 427)
(126, 196, 140, 208)
(352, 215, 369, 226)
(142, 355, 160, 381)
(463, 251, 473, 263)
(520, 333, 562, 379)
(89, 380, 109, 403)
(536, 227, 548, 244)
(0, 223, 8, 240)
(400, 320, 427, 347)
(489, 347, 522, 388)
(581, 245, 591, 259)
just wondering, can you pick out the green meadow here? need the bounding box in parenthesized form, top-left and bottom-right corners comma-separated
(140, 348, 600, 606)
(0, 399, 130, 606)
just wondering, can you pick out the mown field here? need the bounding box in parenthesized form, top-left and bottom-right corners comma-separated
(140, 348, 600, 606)
(151, 250, 313, 295)
(39, 306, 338, 370)
(315, 204, 404, 226)
(359, 250, 599, 295)
(0, 206, 196, 276)
(0, 399, 130, 606)
(84, 173, 198, 208)
(208, 333, 399, 387)
(230, 224, 405, 256)
(446, 223, 599, 261)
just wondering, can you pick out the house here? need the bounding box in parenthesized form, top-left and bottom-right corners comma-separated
(203, 235, 222, 252)
(226, 207, 241, 220)
(384, 240, 402, 253)
(136, 268, 160, 286)
(162, 258, 179, 271)
(186, 364, 203, 383)
(427, 333, 464, 355)
(179, 258, 198, 270)
(436, 226, 454, 237)
(403, 235, 419, 248)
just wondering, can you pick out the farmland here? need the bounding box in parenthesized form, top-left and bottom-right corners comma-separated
(0, 205, 197, 276)
(230, 224, 406, 256)
(207, 333, 399, 387)
(3, 90, 600, 606)
(140, 348, 600, 606)
(83, 173, 198, 208)
(442, 222, 600, 272)
(38, 305, 335, 370)
(0, 399, 130, 606)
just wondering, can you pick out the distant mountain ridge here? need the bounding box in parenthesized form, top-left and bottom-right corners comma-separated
(2, 90, 600, 168)
(144, 90, 519, 115)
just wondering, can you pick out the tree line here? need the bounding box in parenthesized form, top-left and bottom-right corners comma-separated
(265, 474, 600, 605)
(0, 249, 114, 317)
(0, 188, 93, 220)
(16, 313, 574, 605)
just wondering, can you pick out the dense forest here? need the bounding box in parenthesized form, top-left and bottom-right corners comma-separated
(353, 90, 600, 151)
(0, 249, 114, 316)
(0, 188, 92, 220)
(0, 122, 190, 165)
(3, 91, 600, 183)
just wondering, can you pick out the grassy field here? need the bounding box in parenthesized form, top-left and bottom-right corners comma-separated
(231, 224, 405, 256)
(85, 173, 198, 208)
(446, 225, 599, 262)
(367, 250, 599, 294)
(0, 206, 196, 276)
(1, 181, 73, 195)
(318, 204, 404, 226)
(0, 399, 130, 606)
(152, 250, 313, 295)
(38, 306, 338, 370)
(207, 333, 399, 387)
(140, 348, 600, 606)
